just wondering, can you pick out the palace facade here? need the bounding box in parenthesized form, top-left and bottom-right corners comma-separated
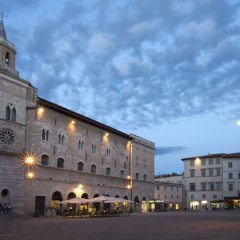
(0, 20, 155, 215)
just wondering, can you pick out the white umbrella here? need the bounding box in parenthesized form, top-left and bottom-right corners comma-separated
(61, 197, 89, 204)
(105, 198, 133, 203)
(88, 196, 116, 202)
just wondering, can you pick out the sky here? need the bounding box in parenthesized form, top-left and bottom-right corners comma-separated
(1, 0, 240, 174)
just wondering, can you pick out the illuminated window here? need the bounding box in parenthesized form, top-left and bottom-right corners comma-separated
(78, 162, 84, 171)
(57, 158, 64, 168)
(41, 155, 49, 165)
(91, 164, 96, 173)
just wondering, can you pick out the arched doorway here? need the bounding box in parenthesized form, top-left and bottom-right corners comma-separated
(134, 196, 140, 212)
(52, 191, 63, 214)
(81, 193, 89, 213)
(142, 196, 148, 212)
(104, 194, 111, 212)
(67, 192, 76, 200)
(93, 194, 100, 212)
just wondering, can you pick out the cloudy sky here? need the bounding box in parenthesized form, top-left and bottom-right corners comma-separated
(2, 0, 240, 174)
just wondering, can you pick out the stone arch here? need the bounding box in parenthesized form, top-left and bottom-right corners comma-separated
(67, 192, 76, 200)
(52, 191, 63, 201)
(134, 196, 140, 212)
(81, 193, 89, 199)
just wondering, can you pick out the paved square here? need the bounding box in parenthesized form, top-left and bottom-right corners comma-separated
(0, 211, 240, 240)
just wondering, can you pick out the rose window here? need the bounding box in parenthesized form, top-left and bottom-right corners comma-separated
(0, 129, 16, 146)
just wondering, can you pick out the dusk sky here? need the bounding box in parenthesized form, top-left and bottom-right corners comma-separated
(2, 0, 240, 174)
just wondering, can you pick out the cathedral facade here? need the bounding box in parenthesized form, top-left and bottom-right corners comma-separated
(0, 20, 155, 215)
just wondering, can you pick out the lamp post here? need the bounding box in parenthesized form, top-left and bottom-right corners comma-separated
(127, 176, 134, 212)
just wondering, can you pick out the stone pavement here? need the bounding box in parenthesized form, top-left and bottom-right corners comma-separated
(0, 211, 240, 240)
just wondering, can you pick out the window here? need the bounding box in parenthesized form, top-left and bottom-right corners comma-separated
(156, 185, 160, 190)
(208, 182, 214, 191)
(41, 155, 49, 165)
(143, 174, 147, 181)
(208, 169, 214, 177)
(216, 182, 222, 191)
(164, 194, 167, 199)
(6, 103, 16, 122)
(190, 160, 194, 166)
(57, 158, 64, 168)
(201, 159, 206, 165)
(202, 194, 206, 199)
(106, 167, 111, 176)
(201, 169, 206, 177)
(190, 169, 195, 177)
(92, 144, 97, 154)
(228, 173, 233, 179)
(107, 148, 111, 158)
(189, 183, 195, 191)
(213, 195, 217, 199)
(42, 129, 49, 141)
(190, 194, 194, 199)
(171, 187, 173, 191)
(164, 186, 167, 191)
(78, 162, 84, 171)
(136, 156, 140, 165)
(135, 173, 139, 180)
(228, 162, 233, 168)
(216, 169, 221, 176)
(143, 159, 147, 167)
(78, 140, 84, 150)
(120, 153, 124, 161)
(215, 158, 221, 164)
(208, 158, 214, 165)
(238, 173, 240, 179)
(228, 183, 233, 191)
(201, 182, 207, 191)
(5, 52, 9, 65)
(120, 170, 124, 178)
(177, 195, 179, 199)
(91, 164, 96, 173)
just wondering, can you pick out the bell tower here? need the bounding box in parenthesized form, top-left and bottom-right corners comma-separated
(0, 17, 18, 76)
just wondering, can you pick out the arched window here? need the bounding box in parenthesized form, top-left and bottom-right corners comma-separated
(91, 164, 96, 173)
(120, 170, 124, 178)
(67, 192, 76, 200)
(41, 155, 49, 165)
(6, 106, 10, 121)
(78, 162, 84, 171)
(61, 135, 64, 145)
(81, 193, 89, 199)
(58, 134, 61, 144)
(6, 103, 16, 122)
(135, 173, 139, 180)
(143, 174, 147, 181)
(52, 191, 62, 201)
(57, 158, 64, 168)
(106, 167, 111, 176)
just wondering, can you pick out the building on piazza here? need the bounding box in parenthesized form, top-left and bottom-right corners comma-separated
(0, 20, 155, 215)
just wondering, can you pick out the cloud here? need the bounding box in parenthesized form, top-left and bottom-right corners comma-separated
(155, 146, 187, 156)
(3, 0, 240, 130)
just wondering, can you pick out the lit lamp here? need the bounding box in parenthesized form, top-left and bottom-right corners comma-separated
(36, 107, 45, 119)
(127, 175, 134, 212)
(23, 154, 36, 168)
(26, 172, 34, 179)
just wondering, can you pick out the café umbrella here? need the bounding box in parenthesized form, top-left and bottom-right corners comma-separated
(60, 197, 90, 204)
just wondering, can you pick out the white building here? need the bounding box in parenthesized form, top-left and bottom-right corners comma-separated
(182, 153, 240, 210)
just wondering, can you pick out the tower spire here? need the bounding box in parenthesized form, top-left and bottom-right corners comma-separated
(0, 13, 7, 40)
